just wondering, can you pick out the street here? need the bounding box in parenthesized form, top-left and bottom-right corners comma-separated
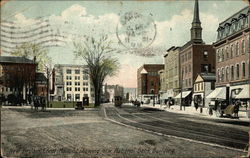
(104, 104, 249, 151)
(1, 104, 249, 157)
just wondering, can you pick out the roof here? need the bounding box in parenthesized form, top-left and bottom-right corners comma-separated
(36, 72, 47, 82)
(200, 73, 216, 81)
(54, 64, 87, 68)
(219, 6, 249, 27)
(164, 46, 180, 57)
(0, 56, 35, 64)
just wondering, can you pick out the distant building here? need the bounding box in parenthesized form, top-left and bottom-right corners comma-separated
(212, 6, 249, 107)
(175, 0, 216, 106)
(193, 73, 216, 108)
(51, 64, 94, 103)
(0, 56, 37, 103)
(35, 72, 47, 97)
(103, 84, 124, 102)
(137, 64, 164, 102)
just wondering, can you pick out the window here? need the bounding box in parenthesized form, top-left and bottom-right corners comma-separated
(236, 42, 239, 56)
(242, 62, 246, 77)
(75, 76, 80, 80)
(226, 67, 229, 81)
(66, 76, 72, 80)
(221, 68, 224, 82)
(204, 51, 208, 59)
(201, 83, 203, 91)
(189, 65, 191, 73)
(221, 49, 224, 61)
(231, 65, 234, 80)
(189, 78, 191, 87)
(66, 87, 72, 91)
(86, 88, 88, 91)
(66, 69, 71, 74)
(217, 69, 220, 83)
(236, 64, 240, 80)
(75, 69, 80, 74)
(198, 83, 200, 91)
(151, 81, 154, 86)
(231, 45, 234, 58)
(217, 50, 220, 62)
(242, 40, 245, 54)
(226, 47, 229, 58)
(66, 82, 71, 85)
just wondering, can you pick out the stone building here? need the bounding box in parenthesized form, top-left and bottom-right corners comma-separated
(212, 6, 249, 107)
(175, 0, 216, 106)
(51, 64, 94, 103)
(137, 64, 164, 102)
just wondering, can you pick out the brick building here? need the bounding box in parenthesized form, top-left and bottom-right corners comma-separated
(137, 64, 164, 102)
(175, 0, 216, 106)
(210, 6, 250, 107)
(0, 56, 37, 104)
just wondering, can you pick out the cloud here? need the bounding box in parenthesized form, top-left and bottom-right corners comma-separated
(14, 13, 37, 26)
(153, 9, 192, 48)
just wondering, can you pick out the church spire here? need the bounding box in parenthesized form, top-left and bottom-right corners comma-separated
(190, 0, 203, 43)
(193, 0, 201, 23)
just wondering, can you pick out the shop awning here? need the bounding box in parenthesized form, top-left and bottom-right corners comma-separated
(161, 93, 168, 99)
(235, 85, 250, 99)
(174, 91, 191, 99)
(207, 87, 226, 99)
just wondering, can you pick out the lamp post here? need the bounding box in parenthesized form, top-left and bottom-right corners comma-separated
(226, 83, 230, 106)
(180, 69, 183, 110)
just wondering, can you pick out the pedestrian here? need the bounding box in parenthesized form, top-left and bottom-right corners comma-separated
(234, 100, 240, 118)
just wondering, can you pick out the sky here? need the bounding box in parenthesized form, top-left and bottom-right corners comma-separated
(1, 0, 249, 88)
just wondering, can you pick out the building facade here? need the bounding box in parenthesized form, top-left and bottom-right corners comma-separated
(213, 6, 250, 106)
(51, 64, 94, 103)
(0, 56, 37, 103)
(162, 46, 181, 100)
(193, 73, 216, 108)
(176, 0, 216, 106)
(137, 64, 164, 101)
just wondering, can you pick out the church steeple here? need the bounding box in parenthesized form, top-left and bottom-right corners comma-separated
(190, 0, 203, 43)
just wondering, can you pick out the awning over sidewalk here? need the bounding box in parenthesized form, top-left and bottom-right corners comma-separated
(207, 87, 226, 99)
(174, 91, 191, 99)
(235, 85, 250, 99)
(161, 93, 168, 99)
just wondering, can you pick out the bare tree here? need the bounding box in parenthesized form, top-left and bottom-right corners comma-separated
(74, 35, 120, 107)
(11, 42, 51, 71)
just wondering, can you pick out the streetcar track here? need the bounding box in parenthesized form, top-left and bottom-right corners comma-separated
(105, 107, 248, 150)
(122, 107, 248, 139)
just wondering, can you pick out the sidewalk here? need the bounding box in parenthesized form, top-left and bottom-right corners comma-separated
(140, 103, 250, 122)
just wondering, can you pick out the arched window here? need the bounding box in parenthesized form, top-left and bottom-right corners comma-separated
(242, 40, 245, 54)
(221, 49, 224, 61)
(242, 62, 246, 77)
(231, 65, 234, 80)
(217, 50, 220, 62)
(221, 68, 224, 82)
(217, 69, 220, 83)
(231, 44, 234, 58)
(226, 47, 229, 58)
(236, 64, 240, 79)
(226, 67, 229, 81)
(236, 42, 239, 56)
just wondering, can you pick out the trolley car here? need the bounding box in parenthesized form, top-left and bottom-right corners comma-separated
(114, 96, 123, 107)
